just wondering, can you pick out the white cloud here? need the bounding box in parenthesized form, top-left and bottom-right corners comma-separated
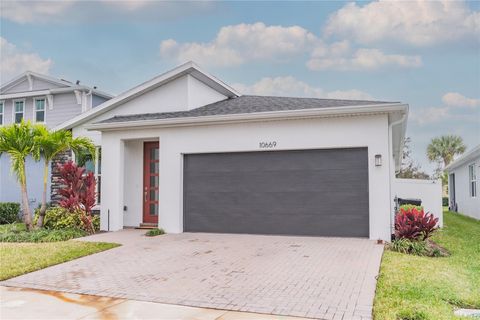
(307, 41, 422, 71)
(324, 0, 480, 46)
(442, 92, 480, 108)
(101, 0, 151, 11)
(160, 22, 318, 67)
(232, 76, 375, 100)
(410, 106, 451, 125)
(0, 37, 53, 83)
(0, 1, 74, 24)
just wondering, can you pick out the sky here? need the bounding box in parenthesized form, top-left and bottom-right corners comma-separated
(1, 0, 479, 174)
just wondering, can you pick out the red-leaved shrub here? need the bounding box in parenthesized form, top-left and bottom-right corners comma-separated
(57, 161, 96, 233)
(395, 207, 438, 241)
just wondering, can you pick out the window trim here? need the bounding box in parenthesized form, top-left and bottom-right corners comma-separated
(33, 97, 47, 123)
(0, 100, 4, 126)
(468, 163, 477, 198)
(12, 99, 25, 124)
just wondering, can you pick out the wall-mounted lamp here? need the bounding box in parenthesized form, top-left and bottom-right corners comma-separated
(375, 154, 382, 167)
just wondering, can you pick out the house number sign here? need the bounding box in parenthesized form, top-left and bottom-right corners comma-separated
(259, 141, 277, 148)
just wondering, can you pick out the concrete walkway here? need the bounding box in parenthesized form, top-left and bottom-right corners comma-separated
(0, 286, 307, 320)
(2, 230, 384, 320)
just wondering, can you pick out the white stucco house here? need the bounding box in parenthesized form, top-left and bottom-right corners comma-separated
(446, 145, 479, 220)
(56, 61, 441, 241)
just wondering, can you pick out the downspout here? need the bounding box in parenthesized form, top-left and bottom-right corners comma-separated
(388, 113, 407, 239)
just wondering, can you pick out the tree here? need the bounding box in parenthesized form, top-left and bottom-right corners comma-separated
(33, 126, 96, 228)
(0, 121, 37, 231)
(397, 137, 430, 179)
(427, 135, 466, 168)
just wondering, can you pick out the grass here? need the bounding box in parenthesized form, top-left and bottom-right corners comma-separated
(374, 211, 480, 320)
(0, 241, 119, 280)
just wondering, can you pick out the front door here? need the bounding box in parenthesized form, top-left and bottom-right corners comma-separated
(143, 142, 159, 224)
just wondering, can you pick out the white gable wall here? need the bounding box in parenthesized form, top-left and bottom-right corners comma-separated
(187, 75, 228, 110)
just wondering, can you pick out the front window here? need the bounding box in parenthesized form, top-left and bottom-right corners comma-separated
(14, 100, 24, 123)
(34, 98, 46, 123)
(83, 147, 102, 204)
(0, 102, 3, 125)
(469, 164, 477, 197)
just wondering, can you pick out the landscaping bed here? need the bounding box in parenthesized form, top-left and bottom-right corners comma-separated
(374, 211, 480, 319)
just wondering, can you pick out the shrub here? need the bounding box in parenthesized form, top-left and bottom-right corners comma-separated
(442, 197, 449, 207)
(399, 204, 423, 211)
(0, 203, 20, 224)
(395, 206, 438, 241)
(145, 228, 165, 237)
(34, 207, 100, 233)
(390, 238, 427, 256)
(0, 228, 86, 242)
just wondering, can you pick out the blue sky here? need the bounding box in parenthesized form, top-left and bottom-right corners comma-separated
(1, 0, 479, 174)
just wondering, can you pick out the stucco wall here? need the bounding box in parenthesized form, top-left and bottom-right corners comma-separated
(449, 159, 480, 220)
(393, 178, 443, 227)
(98, 114, 394, 240)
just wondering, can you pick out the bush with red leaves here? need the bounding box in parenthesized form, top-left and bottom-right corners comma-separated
(394, 206, 439, 241)
(57, 161, 96, 234)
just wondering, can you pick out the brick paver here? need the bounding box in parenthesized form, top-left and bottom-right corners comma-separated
(2, 230, 383, 320)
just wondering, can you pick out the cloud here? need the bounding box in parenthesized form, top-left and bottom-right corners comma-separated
(160, 22, 319, 67)
(307, 42, 422, 71)
(324, 0, 480, 46)
(442, 92, 480, 108)
(0, 37, 53, 83)
(410, 92, 480, 125)
(232, 76, 375, 100)
(0, 1, 74, 24)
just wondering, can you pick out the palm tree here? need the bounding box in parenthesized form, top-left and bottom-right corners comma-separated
(427, 135, 466, 168)
(33, 126, 96, 228)
(0, 121, 37, 231)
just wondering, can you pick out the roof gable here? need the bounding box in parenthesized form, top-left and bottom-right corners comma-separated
(1, 71, 72, 94)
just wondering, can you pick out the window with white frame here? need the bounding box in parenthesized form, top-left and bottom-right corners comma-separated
(34, 98, 46, 123)
(0, 102, 3, 125)
(83, 147, 102, 204)
(469, 163, 477, 197)
(14, 100, 24, 123)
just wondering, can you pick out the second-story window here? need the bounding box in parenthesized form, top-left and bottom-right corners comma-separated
(34, 98, 46, 123)
(0, 102, 3, 125)
(14, 100, 24, 123)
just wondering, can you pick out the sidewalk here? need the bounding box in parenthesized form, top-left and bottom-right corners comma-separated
(0, 286, 309, 320)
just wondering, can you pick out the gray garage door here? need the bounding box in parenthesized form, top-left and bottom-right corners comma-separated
(183, 148, 369, 237)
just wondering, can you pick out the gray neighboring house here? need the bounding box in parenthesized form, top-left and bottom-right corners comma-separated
(446, 145, 480, 220)
(0, 71, 113, 212)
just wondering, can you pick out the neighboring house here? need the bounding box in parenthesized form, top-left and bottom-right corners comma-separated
(446, 145, 480, 220)
(0, 71, 113, 211)
(56, 61, 431, 241)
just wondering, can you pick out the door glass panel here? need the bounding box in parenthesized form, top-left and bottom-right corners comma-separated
(149, 203, 158, 215)
(150, 162, 159, 174)
(150, 148, 159, 160)
(150, 175, 158, 187)
(149, 190, 158, 201)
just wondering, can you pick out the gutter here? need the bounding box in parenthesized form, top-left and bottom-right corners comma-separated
(86, 103, 408, 131)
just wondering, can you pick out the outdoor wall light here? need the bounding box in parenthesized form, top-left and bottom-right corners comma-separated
(375, 154, 382, 167)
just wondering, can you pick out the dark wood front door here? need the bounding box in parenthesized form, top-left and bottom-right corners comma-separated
(143, 142, 159, 224)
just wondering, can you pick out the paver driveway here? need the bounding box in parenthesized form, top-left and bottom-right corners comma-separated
(2, 230, 383, 320)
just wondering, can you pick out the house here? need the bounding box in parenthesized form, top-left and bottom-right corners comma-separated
(0, 71, 113, 211)
(446, 145, 479, 220)
(55, 61, 431, 241)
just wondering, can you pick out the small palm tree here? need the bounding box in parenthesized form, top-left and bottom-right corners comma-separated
(33, 126, 96, 228)
(427, 135, 466, 168)
(0, 121, 37, 231)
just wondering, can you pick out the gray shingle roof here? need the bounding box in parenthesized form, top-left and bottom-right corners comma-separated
(97, 95, 397, 124)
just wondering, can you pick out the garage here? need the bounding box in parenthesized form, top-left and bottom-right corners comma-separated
(183, 147, 369, 237)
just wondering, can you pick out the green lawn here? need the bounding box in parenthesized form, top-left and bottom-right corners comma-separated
(0, 223, 119, 280)
(374, 211, 480, 320)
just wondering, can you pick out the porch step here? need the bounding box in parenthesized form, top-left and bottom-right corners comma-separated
(135, 223, 158, 230)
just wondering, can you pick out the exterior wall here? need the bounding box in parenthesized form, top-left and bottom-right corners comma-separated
(0, 156, 50, 212)
(92, 94, 109, 108)
(98, 114, 394, 241)
(449, 159, 480, 220)
(123, 140, 144, 226)
(2, 78, 66, 94)
(393, 179, 443, 227)
(187, 75, 228, 110)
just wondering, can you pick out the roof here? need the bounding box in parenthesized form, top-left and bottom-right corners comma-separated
(56, 61, 239, 130)
(445, 145, 480, 171)
(97, 95, 397, 124)
(0, 70, 113, 99)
